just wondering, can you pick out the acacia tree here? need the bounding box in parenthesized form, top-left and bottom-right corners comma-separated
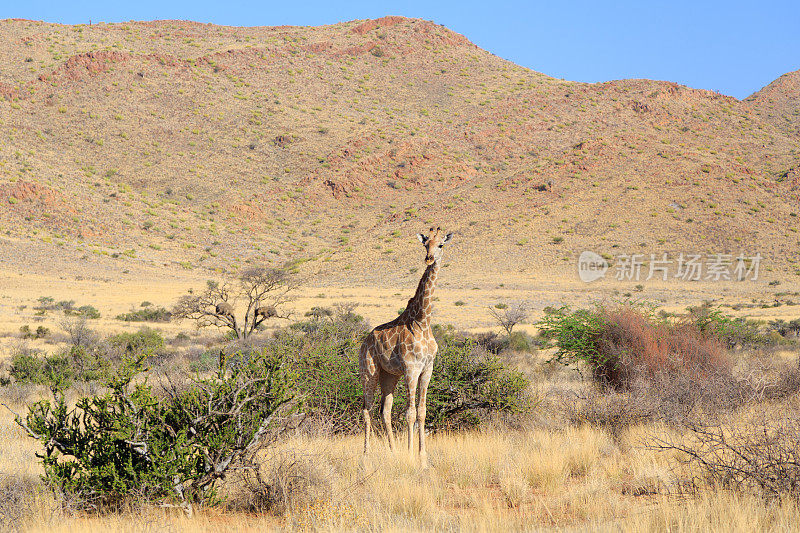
(173, 267, 298, 340)
(487, 302, 528, 336)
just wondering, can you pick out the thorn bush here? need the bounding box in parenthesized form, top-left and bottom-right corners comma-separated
(12, 350, 296, 512)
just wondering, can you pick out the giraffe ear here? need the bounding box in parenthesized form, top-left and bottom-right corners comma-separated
(442, 232, 453, 244)
(417, 233, 428, 244)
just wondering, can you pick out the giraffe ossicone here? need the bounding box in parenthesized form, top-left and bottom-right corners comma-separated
(359, 226, 453, 467)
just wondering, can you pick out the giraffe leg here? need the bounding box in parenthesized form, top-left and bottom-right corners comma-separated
(404, 368, 421, 455)
(361, 346, 379, 454)
(417, 362, 434, 468)
(363, 378, 378, 454)
(380, 372, 400, 451)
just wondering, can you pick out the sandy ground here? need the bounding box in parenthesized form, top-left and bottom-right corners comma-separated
(1, 231, 798, 359)
(1, 254, 797, 358)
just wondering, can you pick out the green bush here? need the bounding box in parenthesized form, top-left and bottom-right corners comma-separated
(8, 329, 159, 387)
(188, 350, 219, 373)
(425, 339, 529, 430)
(109, 328, 164, 354)
(115, 307, 171, 322)
(65, 305, 101, 319)
(9, 353, 75, 388)
(65, 345, 111, 382)
(538, 306, 608, 370)
(505, 331, 537, 353)
(8, 347, 109, 387)
(276, 317, 529, 432)
(34, 298, 99, 318)
(274, 318, 366, 432)
(19, 325, 49, 339)
(9, 353, 46, 384)
(687, 305, 772, 349)
(304, 306, 333, 319)
(293, 338, 362, 431)
(16, 351, 295, 511)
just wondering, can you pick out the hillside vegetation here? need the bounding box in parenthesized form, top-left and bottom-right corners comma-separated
(0, 17, 798, 284)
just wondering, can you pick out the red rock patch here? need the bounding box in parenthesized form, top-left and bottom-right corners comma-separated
(5, 181, 58, 205)
(351, 16, 407, 35)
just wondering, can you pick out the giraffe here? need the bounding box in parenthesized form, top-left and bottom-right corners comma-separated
(359, 226, 453, 467)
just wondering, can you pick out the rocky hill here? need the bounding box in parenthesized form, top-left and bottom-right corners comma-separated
(1, 17, 798, 285)
(745, 70, 800, 136)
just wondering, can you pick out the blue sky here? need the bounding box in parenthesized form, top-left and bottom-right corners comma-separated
(5, 1, 799, 99)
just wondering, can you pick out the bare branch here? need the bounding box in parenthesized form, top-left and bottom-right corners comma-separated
(1, 402, 41, 440)
(487, 302, 528, 336)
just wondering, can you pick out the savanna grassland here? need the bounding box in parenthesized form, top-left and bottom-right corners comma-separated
(1, 15, 800, 533)
(2, 303, 800, 533)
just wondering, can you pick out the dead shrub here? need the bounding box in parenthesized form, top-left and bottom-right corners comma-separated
(564, 354, 800, 441)
(540, 304, 731, 391)
(472, 331, 503, 353)
(0, 475, 44, 531)
(654, 414, 800, 500)
(0, 382, 40, 406)
(763, 357, 800, 400)
(596, 306, 731, 388)
(562, 387, 660, 440)
(59, 317, 99, 349)
(632, 364, 753, 416)
(233, 451, 332, 515)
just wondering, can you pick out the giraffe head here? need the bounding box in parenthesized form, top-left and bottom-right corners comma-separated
(417, 226, 453, 266)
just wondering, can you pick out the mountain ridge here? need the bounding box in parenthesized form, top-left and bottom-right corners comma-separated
(0, 17, 798, 284)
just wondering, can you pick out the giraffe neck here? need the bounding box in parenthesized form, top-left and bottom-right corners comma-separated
(405, 260, 439, 326)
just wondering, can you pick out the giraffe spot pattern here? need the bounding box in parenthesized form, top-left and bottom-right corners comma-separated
(361, 227, 452, 463)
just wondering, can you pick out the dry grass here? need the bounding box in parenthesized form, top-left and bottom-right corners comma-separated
(5, 423, 800, 532)
(0, 278, 798, 529)
(3, 368, 800, 531)
(618, 491, 800, 533)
